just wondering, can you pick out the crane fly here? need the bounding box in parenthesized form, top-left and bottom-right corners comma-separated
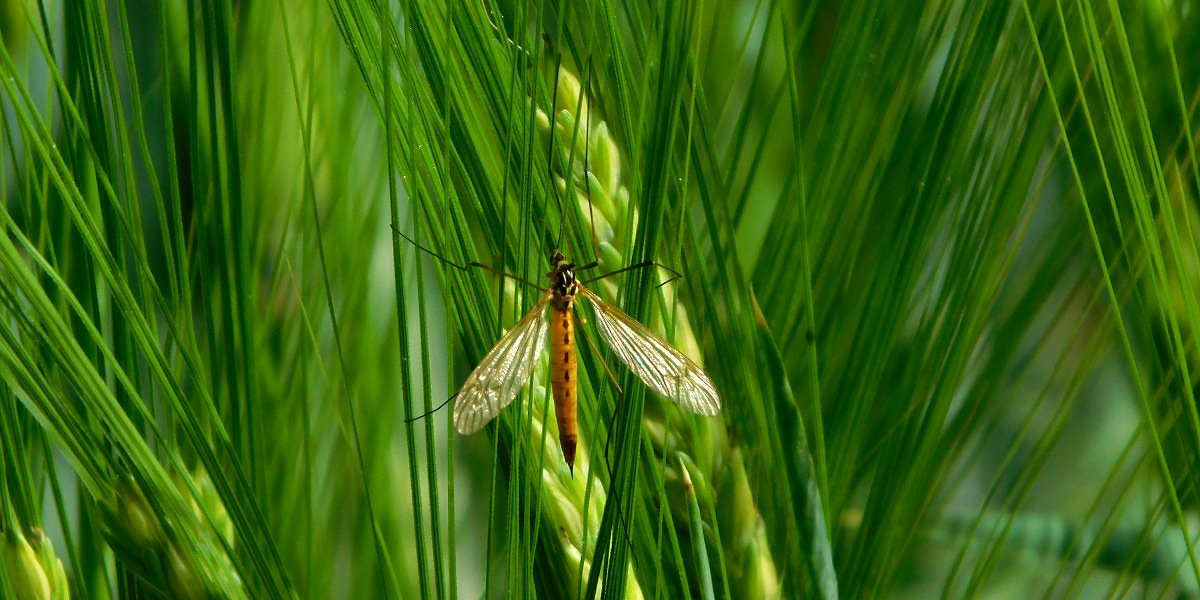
(452, 249, 721, 473)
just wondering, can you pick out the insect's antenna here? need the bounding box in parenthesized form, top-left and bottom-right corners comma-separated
(392, 225, 545, 290)
(404, 393, 456, 423)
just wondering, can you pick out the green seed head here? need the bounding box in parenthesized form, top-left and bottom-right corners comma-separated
(112, 476, 166, 549)
(29, 529, 69, 600)
(3, 530, 51, 600)
(166, 543, 207, 600)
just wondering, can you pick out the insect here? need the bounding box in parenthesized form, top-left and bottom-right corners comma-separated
(452, 249, 721, 473)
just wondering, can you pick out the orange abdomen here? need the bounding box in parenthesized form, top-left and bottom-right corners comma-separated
(549, 305, 577, 471)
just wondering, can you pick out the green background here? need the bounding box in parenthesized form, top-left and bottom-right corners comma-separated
(2, 0, 1199, 598)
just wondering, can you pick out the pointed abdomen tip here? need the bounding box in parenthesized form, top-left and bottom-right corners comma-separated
(561, 434, 577, 473)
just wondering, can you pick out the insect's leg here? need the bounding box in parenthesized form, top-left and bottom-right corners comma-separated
(572, 311, 643, 569)
(483, 5, 536, 66)
(392, 225, 545, 290)
(391, 225, 472, 270)
(574, 312, 622, 394)
(578, 58, 604, 267)
(404, 393, 455, 424)
(572, 310, 626, 473)
(594, 385, 646, 578)
(582, 260, 682, 289)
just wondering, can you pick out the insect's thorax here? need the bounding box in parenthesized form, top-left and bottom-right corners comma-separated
(548, 250, 577, 311)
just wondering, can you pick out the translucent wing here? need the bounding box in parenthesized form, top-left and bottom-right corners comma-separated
(453, 295, 551, 434)
(578, 286, 721, 415)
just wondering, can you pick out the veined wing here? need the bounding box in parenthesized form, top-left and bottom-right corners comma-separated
(577, 286, 720, 415)
(453, 294, 551, 434)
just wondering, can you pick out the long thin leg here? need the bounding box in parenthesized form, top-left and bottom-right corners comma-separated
(596, 388, 644, 575)
(573, 306, 633, 476)
(582, 60, 601, 266)
(392, 225, 545, 290)
(574, 311, 643, 573)
(404, 393, 455, 423)
(484, 5, 534, 65)
(574, 312, 622, 395)
(583, 259, 682, 289)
